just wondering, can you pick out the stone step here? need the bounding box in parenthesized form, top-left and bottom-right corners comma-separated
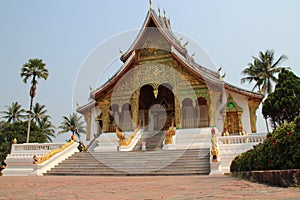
(46, 170, 207, 176)
(45, 148, 210, 176)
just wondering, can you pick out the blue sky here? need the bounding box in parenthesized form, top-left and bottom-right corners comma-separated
(1, 1, 299, 142)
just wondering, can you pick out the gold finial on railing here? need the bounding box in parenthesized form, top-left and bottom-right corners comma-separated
(12, 138, 17, 144)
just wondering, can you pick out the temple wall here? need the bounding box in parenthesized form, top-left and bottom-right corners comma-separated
(215, 97, 225, 134)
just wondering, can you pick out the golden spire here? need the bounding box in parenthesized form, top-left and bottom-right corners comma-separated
(149, 0, 153, 10)
(158, 6, 161, 17)
(163, 9, 166, 19)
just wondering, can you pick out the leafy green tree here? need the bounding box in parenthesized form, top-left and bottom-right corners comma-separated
(0, 121, 48, 164)
(58, 113, 86, 140)
(1, 102, 26, 123)
(38, 116, 55, 142)
(241, 50, 287, 95)
(262, 69, 300, 129)
(21, 58, 49, 143)
(31, 103, 50, 125)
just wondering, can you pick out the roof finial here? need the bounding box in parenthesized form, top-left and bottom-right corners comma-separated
(158, 6, 161, 17)
(163, 9, 166, 19)
(217, 67, 222, 75)
(149, 0, 153, 10)
(221, 72, 226, 82)
(183, 41, 189, 48)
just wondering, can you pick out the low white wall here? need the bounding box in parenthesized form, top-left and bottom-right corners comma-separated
(218, 134, 266, 174)
(31, 142, 79, 176)
(3, 142, 79, 176)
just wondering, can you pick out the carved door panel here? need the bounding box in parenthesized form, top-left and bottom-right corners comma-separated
(226, 112, 239, 134)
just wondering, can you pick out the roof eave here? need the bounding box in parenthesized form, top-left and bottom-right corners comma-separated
(91, 51, 136, 100)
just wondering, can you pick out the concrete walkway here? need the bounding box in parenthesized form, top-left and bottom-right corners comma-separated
(1, 175, 300, 200)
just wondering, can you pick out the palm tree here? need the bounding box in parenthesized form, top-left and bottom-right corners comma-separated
(38, 116, 55, 142)
(241, 50, 287, 133)
(241, 50, 287, 95)
(1, 102, 26, 123)
(31, 103, 50, 125)
(21, 58, 49, 143)
(58, 113, 86, 140)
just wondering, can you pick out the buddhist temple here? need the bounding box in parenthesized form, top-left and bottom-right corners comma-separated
(77, 5, 263, 142)
(3, 3, 267, 177)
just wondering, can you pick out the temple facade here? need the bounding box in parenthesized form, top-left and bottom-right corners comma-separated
(77, 7, 263, 141)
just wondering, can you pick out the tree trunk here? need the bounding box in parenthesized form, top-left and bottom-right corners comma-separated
(26, 76, 36, 143)
(26, 96, 34, 143)
(264, 117, 270, 134)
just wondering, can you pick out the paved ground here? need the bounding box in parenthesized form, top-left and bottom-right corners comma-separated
(1, 175, 300, 200)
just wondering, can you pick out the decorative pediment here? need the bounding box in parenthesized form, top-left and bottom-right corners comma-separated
(223, 94, 243, 113)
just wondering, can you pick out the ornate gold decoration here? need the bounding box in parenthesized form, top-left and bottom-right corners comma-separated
(164, 120, 176, 144)
(248, 99, 261, 133)
(222, 94, 243, 134)
(153, 89, 159, 98)
(12, 138, 17, 144)
(33, 140, 75, 164)
(99, 100, 110, 132)
(116, 128, 139, 146)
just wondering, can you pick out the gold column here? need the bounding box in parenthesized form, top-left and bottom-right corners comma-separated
(131, 89, 140, 129)
(99, 99, 110, 133)
(208, 91, 221, 127)
(174, 97, 181, 128)
(237, 111, 243, 130)
(83, 112, 92, 141)
(248, 99, 261, 133)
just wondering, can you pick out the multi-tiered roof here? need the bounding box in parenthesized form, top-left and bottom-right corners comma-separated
(78, 6, 263, 113)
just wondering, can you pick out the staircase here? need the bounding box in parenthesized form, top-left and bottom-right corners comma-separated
(133, 131, 165, 152)
(45, 148, 210, 176)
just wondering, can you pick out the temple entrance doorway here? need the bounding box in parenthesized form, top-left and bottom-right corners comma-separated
(226, 112, 239, 134)
(138, 83, 175, 131)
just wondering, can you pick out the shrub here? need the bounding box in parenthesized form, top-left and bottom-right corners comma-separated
(230, 116, 300, 172)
